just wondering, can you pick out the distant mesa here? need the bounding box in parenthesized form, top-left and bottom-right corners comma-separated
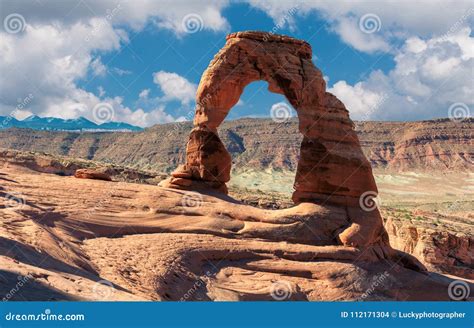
(0, 114, 143, 132)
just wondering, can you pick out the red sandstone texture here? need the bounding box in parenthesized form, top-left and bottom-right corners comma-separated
(1, 165, 466, 301)
(2, 32, 468, 301)
(162, 31, 383, 249)
(75, 168, 112, 181)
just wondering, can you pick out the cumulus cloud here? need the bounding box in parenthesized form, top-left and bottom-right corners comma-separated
(1, 0, 472, 126)
(0, 0, 228, 126)
(0, 18, 123, 116)
(329, 28, 474, 120)
(153, 71, 197, 105)
(329, 80, 388, 120)
(116, 106, 181, 127)
(139, 89, 150, 99)
(247, 0, 474, 53)
(0, 0, 230, 35)
(0, 17, 185, 127)
(334, 16, 390, 53)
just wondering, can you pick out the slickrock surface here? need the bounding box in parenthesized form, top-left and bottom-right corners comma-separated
(0, 165, 469, 301)
(0, 148, 162, 183)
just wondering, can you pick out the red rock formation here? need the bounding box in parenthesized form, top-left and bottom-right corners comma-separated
(1, 165, 461, 301)
(161, 31, 386, 248)
(74, 168, 112, 181)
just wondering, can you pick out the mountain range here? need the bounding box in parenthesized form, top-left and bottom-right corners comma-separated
(0, 115, 143, 132)
(0, 117, 472, 172)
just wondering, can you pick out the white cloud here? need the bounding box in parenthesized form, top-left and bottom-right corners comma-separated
(328, 80, 387, 119)
(91, 57, 107, 76)
(97, 86, 106, 97)
(117, 106, 181, 127)
(139, 89, 150, 99)
(153, 71, 197, 105)
(0, 18, 186, 127)
(1, 0, 231, 35)
(334, 16, 390, 53)
(1, 0, 472, 126)
(329, 28, 474, 120)
(0, 0, 232, 127)
(13, 110, 34, 120)
(247, 0, 474, 53)
(111, 67, 132, 76)
(0, 18, 123, 115)
(39, 91, 182, 128)
(155, 5, 230, 35)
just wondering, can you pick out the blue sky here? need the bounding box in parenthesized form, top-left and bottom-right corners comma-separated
(0, 0, 472, 127)
(80, 2, 394, 121)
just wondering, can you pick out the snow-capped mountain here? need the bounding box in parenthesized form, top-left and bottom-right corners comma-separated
(0, 115, 143, 132)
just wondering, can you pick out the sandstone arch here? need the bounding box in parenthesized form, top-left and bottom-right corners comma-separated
(162, 31, 384, 247)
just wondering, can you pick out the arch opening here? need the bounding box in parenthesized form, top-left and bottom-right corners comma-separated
(220, 81, 299, 204)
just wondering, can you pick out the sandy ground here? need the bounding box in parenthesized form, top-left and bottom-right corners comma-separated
(230, 169, 474, 214)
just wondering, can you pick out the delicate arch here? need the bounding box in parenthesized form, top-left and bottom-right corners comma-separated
(159, 31, 387, 246)
(164, 31, 377, 208)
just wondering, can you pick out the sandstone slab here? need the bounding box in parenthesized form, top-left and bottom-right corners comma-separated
(74, 168, 112, 181)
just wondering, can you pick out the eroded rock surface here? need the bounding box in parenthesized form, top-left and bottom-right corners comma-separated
(162, 31, 383, 249)
(1, 165, 468, 301)
(385, 217, 474, 279)
(74, 168, 112, 181)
